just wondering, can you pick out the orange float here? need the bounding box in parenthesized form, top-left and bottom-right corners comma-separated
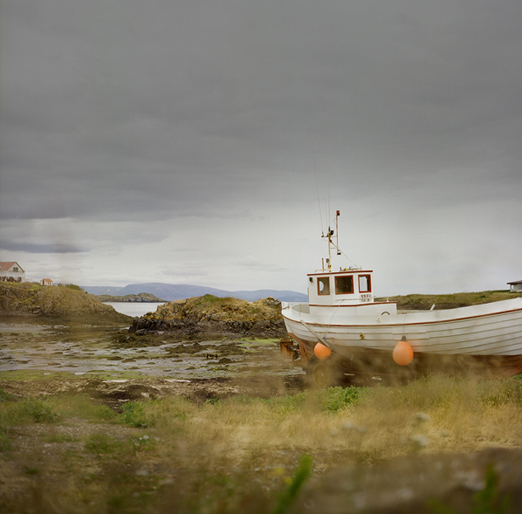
(314, 342, 332, 360)
(393, 338, 414, 365)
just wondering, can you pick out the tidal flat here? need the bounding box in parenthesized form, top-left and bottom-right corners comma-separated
(0, 324, 298, 381)
(1, 322, 522, 513)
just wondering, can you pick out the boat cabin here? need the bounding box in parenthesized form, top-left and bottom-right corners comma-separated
(308, 269, 374, 306)
(306, 268, 398, 318)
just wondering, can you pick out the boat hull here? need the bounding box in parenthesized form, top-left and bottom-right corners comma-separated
(282, 298, 522, 379)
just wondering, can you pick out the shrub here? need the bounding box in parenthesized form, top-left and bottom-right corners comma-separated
(120, 401, 155, 428)
(0, 398, 59, 426)
(61, 284, 85, 292)
(23, 399, 59, 423)
(84, 433, 120, 454)
(323, 386, 361, 413)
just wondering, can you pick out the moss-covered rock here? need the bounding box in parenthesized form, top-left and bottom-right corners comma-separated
(130, 294, 285, 337)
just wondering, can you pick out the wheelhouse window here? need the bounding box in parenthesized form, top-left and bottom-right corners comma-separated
(317, 277, 330, 295)
(335, 275, 354, 294)
(358, 274, 372, 293)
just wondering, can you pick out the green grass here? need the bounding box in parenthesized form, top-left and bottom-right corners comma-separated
(322, 385, 362, 412)
(0, 429, 11, 452)
(0, 370, 81, 381)
(0, 387, 17, 402)
(0, 397, 59, 426)
(43, 433, 80, 443)
(0, 369, 150, 381)
(195, 294, 229, 306)
(47, 394, 116, 421)
(84, 433, 122, 454)
(238, 336, 279, 342)
(120, 401, 156, 428)
(272, 454, 314, 514)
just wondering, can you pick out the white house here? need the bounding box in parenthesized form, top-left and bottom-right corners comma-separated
(41, 278, 53, 286)
(508, 280, 522, 292)
(0, 262, 25, 283)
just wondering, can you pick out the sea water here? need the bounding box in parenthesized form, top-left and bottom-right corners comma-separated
(103, 302, 166, 317)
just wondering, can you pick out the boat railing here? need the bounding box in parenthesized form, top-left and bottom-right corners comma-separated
(292, 303, 310, 314)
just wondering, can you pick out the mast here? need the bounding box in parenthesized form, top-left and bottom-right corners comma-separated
(322, 210, 340, 271)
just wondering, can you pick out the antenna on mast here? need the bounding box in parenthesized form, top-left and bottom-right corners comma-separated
(336, 210, 341, 255)
(322, 210, 341, 271)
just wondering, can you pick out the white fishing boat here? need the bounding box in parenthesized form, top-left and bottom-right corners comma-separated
(281, 211, 522, 386)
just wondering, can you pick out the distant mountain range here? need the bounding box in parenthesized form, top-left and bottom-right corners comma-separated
(82, 282, 308, 302)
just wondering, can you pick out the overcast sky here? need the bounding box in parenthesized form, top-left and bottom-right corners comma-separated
(1, 0, 521, 296)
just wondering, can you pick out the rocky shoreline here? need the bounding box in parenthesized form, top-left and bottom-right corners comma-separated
(0, 284, 287, 337)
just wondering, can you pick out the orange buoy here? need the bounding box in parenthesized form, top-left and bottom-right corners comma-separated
(314, 342, 332, 360)
(393, 338, 414, 365)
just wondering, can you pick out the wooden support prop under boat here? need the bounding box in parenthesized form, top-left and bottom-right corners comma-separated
(279, 339, 299, 361)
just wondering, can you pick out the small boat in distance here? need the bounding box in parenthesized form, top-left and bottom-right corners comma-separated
(281, 211, 522, 386)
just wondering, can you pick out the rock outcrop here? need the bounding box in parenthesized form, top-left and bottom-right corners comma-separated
(129, 294, 286, 338)
(96, 292, 165, 302)
(0, 282, 132, 324)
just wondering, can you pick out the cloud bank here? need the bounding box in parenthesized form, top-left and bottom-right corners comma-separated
(1, 0, 521, 295)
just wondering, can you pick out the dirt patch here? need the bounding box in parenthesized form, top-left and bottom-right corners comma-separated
(0, 374, 307, 409)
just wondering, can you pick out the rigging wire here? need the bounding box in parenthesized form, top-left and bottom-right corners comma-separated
(335, 246, 360, 269)
(323, 186, 330, 237)
(311, 150, 359, 268)
(312, 144, 324, 234)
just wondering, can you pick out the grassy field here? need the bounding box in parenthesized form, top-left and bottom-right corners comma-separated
(2, 291, 522, 512)
(382, 290, 522, 310)
(1, 374, 522, 513)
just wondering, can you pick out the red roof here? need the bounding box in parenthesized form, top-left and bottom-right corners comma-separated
(0, 262, 19, 271)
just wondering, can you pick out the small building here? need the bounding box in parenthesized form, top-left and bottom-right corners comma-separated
(0, 262, 25, 283)
(508, 280, 522, 292)
(41, 278, 53, 286)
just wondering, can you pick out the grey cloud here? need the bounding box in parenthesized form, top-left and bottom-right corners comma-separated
(0, 241, 87, 254)
(1, 0, 521, 291)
